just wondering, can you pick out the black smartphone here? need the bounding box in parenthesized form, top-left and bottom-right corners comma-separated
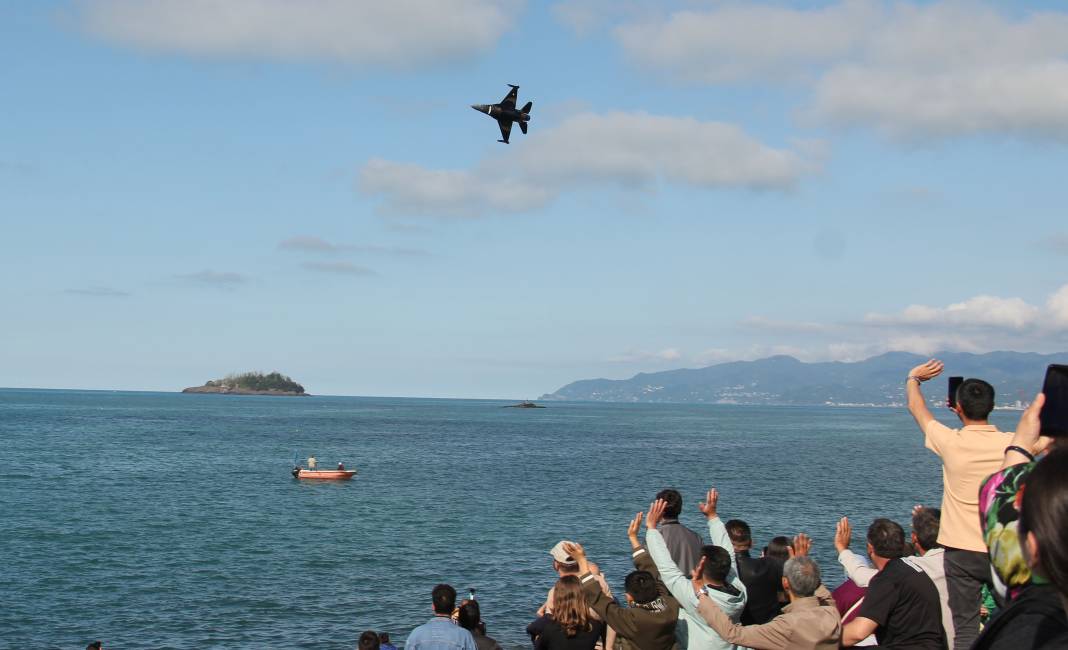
(948, 376, 963, 408)
(1040, 364, 1068, 437)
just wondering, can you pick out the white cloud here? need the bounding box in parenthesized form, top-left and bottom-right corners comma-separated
(608, 347, 684, 364)
(279, 235, 429, 257)
(865, 295, 1043, 330)
(611, 1, 1068, 138)
(358, 111, 816, 217)
(77, 0, 518, 68)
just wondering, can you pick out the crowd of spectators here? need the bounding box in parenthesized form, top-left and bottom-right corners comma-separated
(351, 359, 1067, 650)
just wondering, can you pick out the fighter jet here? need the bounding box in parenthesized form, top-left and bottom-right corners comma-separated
(471, 84, 532, 144)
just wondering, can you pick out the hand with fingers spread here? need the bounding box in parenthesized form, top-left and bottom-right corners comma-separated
(834, 517, 852, 553)
(646, 499, 668, 530)
(698, 488, 719, 520)
(790, 533, 812, 558)
(562, 541, 591, 575)
(627, 512, 644, 550)
(908, 359, 944, 383)
(1004, 393, 1053, 469)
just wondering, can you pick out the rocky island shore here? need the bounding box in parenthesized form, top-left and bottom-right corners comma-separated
(182, 371, 308, 396)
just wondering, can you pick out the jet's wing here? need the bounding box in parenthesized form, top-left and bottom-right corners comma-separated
(499, 85, 518, 109)
(498, 119, 513, 143)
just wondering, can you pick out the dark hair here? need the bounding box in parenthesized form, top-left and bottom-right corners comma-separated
(702, 545, 733, 582)
(359, 631, 380, 650)
(655, 489, 682, 518)
(725, 519, 752, 545)
(957, 378, 995, 420)
(378, 632, 390, 644)
(911, 507, 941, 552)
(458, 601, 481, 631)
(432, 583, 457, 614)
(624, 570, 659, 604)
(867, 518, 907, 559)
(86, 643, 102, 650)
(1020, 448, 1068, 599)
(764, 536, 791, 563)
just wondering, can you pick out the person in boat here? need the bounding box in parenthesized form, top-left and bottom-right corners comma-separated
(338, 462, 345, 470)
(308, 456, 317, 470)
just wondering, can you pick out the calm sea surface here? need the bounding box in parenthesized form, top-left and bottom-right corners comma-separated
(0, 389, 1023, 649)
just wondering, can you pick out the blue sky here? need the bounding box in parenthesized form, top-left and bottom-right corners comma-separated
(2, 0, 1067, 398)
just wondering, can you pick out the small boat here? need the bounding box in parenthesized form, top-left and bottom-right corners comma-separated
(292, 468, 357, 480)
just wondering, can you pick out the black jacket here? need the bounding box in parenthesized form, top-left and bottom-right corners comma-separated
(735, 550, 785, 625)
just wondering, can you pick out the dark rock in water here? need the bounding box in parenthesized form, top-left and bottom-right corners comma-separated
(503, 401, 545, 408)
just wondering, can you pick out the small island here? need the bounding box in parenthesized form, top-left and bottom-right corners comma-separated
(182, 371, 308, 396)
(503, 401, 545, 408)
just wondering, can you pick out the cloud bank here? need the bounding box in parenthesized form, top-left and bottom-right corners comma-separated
(77, 0, 519, 68)
(358, 111, 817, 217)
(610, 1, 1068, 139)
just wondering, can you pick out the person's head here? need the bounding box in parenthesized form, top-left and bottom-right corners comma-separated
(867, 518, 907, 563)
(623, 570, 659, 605)
(763, 536, 792, 563)
(725, 519, 752, 551)
(359, 631, 380, 650)
(700, 545, 733, 584)
(954, 378, 995, 422)
(86, 643, 102, 650)
(457, 601, 481, 632)
(655, 489, 683, 519)
(1020, 448, 1068, 609)
(911, 507, 941, 554)
(551, 575, 591, 637)
(432, 583, 457, 615)
(550, 540, 579, 575)
(782, 556, 822, 599)
(377, 632, 391, 645)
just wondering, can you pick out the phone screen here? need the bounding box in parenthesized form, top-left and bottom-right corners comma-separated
(1040, 364, 1068, 437)
(948, 376, 963, 408)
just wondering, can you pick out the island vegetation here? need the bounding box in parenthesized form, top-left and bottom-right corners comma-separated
(183, 371, 307, 396)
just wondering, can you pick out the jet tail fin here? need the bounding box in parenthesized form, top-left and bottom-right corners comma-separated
(521, 101, 532, 114)
(519, 121, 528, 135)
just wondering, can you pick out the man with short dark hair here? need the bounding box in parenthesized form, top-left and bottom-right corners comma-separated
(405, 584, 477, 650)
(727, 518, 785, 625)
(359, 630, 381, 650)
(841, 519, 943, 649)
(656, 488, 704, 576)
(694, 534, 842, 650)
(905, 359, 1040, 649)
(566, 520, 679, 650)
(835, 508, 954, 648)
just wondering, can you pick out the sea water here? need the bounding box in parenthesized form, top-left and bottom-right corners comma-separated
(0, 389, 1022, 649)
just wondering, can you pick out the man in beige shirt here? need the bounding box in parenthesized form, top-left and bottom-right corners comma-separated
(905, 359, 1040, 650)
(694, 534, 841, 650)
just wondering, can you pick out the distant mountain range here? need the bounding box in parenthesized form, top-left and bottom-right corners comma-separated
(541, 351, 1067, 406)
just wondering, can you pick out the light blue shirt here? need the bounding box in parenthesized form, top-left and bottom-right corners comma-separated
(405, 616, 477, 650)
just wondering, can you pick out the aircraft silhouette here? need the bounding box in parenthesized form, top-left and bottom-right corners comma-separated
(471, 84, 532, 144)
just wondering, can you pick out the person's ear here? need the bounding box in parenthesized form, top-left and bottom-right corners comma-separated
(867, 542, 875, 558)
(1025, 531, 1041, 570)
(911, 531, 919, 550)
(781, 576, 790, 592)
(625, 593, 635, 605)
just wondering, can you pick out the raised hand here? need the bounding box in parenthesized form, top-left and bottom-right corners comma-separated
(908, 359, 944, 382)
(698, 488, 719, 520)
(563, 541, 591, 575)
(834, 517, 852, 553)
(691, 556, 707, 594)
(790, 533, 811, 558)
(646, 499, 668, 530)
(628, 512, 644, 549)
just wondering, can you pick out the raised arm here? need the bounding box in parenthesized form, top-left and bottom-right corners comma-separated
(696, 592, 792, 649)
(645, 499, 697, 607)
(835, 517, 877, 588)
(906, 359, 943, 432)
(700, 489, 738, 579)
(1003, 393, 1053, 469)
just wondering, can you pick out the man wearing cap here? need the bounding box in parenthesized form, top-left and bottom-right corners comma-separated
(530, 540, 615, 650)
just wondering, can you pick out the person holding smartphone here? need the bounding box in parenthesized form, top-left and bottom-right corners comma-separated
(904, 359, 1043, 650)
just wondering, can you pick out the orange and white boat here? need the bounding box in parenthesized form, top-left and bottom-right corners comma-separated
(292, 467, 357, 480)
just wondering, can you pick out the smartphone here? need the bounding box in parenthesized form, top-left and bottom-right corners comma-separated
(948, 376, 963, 408)
(1040, 364, 1068, 437)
